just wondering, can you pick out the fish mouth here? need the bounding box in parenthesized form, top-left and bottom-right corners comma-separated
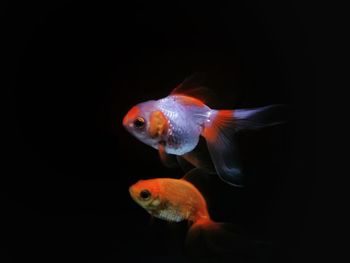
(129, 186, 137, 200)
(129, 186, 144, 207)
(122, 114, 130, 128)
(129, 186, 134, 196)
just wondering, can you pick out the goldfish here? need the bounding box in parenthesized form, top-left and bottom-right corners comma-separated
(129, 176, 209, 224)
(129, 170, 269, 262)
(123, 76, 284, 186)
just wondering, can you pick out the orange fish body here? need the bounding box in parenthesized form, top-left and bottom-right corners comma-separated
(129, 178, 210, 224)
(129, 175, 267, 261)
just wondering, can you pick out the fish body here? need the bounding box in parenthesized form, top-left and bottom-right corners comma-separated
(123, 79, 284, 186)
(129, 177, 209, 223)
(129, 175, 269, 261)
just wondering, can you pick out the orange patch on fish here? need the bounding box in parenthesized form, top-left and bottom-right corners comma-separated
(149, 110, 168, 138)
(123, 106, 140, 126)
(202, 110, 234, 143)
(175, 95, 205, 107)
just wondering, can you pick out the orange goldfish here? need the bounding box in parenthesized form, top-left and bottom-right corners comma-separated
(129, 171, 269, 262)
(129, 177, 210, 224)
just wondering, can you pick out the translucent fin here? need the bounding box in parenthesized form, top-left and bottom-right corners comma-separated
(181, 168, 212, 191)
(234, 104, 287, 131)
(186, 220, 271, 262)
(170, 73, 213, 103)
(182, 137, 215, 172)
(176, 156, 195, 173)
(158, 143, 178, 168)
(202, 110, 244, 187)
(201, 105, 286, 186)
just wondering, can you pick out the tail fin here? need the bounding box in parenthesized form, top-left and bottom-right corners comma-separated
(202, 105, 286, 186)
(186, 219, 271, 263)
(234, 104, 286, 131)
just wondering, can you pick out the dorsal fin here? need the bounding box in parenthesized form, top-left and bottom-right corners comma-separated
(181, 168, 212, 190)
(170, 73, 213, 103)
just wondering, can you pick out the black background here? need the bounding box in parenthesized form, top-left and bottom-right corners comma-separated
(3, 1, 342, 263)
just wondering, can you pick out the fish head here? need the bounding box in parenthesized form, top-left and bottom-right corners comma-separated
(123, 100, 161, 149)
(129, 179, 162, 213)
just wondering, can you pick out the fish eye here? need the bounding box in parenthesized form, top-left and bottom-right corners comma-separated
(134, 117, 145, 129)
(139, 189, 151, 200)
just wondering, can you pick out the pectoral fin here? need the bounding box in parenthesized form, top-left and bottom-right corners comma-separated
(158, 143, 178, 168)
(176, 156, 195, 173)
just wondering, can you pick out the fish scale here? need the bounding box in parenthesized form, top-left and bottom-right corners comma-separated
(156, 96, 208, 155)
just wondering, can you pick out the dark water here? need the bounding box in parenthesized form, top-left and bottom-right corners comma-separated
(3, 1, 341, 263)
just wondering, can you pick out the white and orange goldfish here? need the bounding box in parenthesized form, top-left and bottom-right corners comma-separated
(123, 77, 283, 186)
